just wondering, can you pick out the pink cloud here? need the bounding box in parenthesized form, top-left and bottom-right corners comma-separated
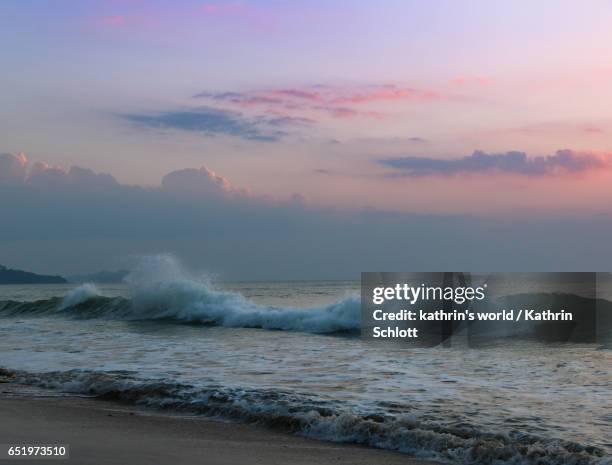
(193, 83, 447, 122)
(201, 3, 246, 15)
(331, 86, 439, 104)
(268, 89, 323, 101)
(451, 75, 492, 87)
(88, 2, 246, 35)
(516, 122, 606, 136)
(97, 15, 126, 27)
(313, 106, 382, 120)
(317, 107, 358, 119)
(87, 1, 280, 37)
(582, 125, 605, 134)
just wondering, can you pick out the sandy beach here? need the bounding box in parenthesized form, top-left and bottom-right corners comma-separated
(0, 385, 439, 465)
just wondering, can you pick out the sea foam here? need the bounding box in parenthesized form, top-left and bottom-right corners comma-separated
(123, 255, 361, 333)
(0, 367, 608, 465)
(59, 283, 101, 310)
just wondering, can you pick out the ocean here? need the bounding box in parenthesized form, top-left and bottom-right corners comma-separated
(1, 258, 610, 465)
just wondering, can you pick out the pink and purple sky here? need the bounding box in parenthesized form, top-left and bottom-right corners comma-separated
(2, 1, 612, 278)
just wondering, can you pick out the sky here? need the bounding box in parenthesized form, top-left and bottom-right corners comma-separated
(1, 1, 612, 278)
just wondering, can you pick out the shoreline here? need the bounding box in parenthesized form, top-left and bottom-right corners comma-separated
(0, 384, 440, 465)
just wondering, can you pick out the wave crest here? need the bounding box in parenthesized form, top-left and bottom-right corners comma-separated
(59, 283, 101, 310)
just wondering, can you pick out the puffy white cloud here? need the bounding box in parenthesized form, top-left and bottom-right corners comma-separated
(28, 162, 71, 188)
(162, 166, 239, 196)
(0, 153, 121, 190)
(2, 152, 230, 197)
(0, 152, 28, 185)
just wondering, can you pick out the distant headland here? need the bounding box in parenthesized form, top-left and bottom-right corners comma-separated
(0, 265, 67, 284)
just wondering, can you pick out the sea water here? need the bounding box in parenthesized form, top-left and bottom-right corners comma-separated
(0, 258, 610, 465)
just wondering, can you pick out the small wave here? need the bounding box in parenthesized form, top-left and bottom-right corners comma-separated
(59, 283, 101, 310)
(0, 367, 607, 465)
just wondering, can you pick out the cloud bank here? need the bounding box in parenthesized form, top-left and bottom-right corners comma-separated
(3, 152, 612, 279)
(380, 150, 612, 177)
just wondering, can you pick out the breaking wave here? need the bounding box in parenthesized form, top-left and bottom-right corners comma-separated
(59, 283, 102, 310)
(0, 257, 360, 335)
(0, 367, 608, 465)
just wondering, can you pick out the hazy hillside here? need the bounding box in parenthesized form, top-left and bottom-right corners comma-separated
(0, 265, 66, 284)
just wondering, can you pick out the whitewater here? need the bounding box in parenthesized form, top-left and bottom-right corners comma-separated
(0, 257, 610, 465)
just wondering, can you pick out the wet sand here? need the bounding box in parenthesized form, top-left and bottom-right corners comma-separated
(0, 386, 439, 465)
